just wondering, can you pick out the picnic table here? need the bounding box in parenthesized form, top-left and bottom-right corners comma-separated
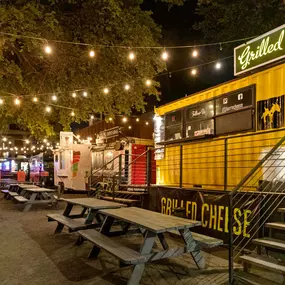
(20, 187, 56, 212)
(47, 198, 126, 234)
(78, 207, 205, 285)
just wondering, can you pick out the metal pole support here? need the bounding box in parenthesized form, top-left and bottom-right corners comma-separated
(146, 150, 152, 187)
(180, 145, 183, 188)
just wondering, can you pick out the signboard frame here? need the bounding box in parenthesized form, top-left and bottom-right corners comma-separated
(234, 24, 285, 76)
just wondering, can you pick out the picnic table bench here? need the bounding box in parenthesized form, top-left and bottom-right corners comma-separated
(78, 207, 205, 285)
(47, 198, 126, 234)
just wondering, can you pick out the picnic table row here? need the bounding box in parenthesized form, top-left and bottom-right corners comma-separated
(47, 197, 223, 285)
(1, 183, 56, 212)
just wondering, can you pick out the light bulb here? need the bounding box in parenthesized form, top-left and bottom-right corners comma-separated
(83, 91, 88, 97)
(33, 97, 38, 102)
(192, 49, 198, 58)
(128, 52, 135, 61)
(8, 141, 12, 144)
(136, 118, 139, 122)
(215, 62, 222, 69)
(146, 121, 149, 125)
(25, 140, 30, 144)
(191, 69, 197, 76)
(52, 95, 57, 101)
(90, 115, 94, 119)
(145, 79, 152, 86)
(46, 106, 51, 113)
(128, 126, 132, 129)
(161, 51, 169, 61)
(124, 84, 130, 91)
(109, 117, 113, 121)
(14, 98, 20, 105)
(43, 139, 47, 143)
(71, 111, 75, 116)
(122, 117, 127, 123)
(103, 88, 109, 94)
(89, 50, 95, 58)
(0, 98, 3, 105)
(72, 92, 76, 98)
(44, 45, 52, 54)
(2, 137, 6, 142)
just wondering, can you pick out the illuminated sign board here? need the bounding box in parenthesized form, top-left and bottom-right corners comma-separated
(234, 24, 285, 76)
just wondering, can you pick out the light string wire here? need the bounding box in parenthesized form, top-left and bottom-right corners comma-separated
(0, 31, 256, 49)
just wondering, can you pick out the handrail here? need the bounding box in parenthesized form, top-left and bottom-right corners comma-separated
(229, 135, 285, 196)
(89, 154, 121, 178)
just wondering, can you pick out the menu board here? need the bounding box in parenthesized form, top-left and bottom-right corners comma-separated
(216, 87, 254, 115)
(154, 116, 165, 160)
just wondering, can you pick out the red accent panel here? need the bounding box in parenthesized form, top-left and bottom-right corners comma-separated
(131, 144, 146, 185)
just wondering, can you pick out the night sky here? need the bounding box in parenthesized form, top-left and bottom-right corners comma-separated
(142, 0, 235, 107)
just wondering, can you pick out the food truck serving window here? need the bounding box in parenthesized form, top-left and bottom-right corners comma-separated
(185, 100, 215, 138)
(165, 110, 183, 141)
(215, 86, 255, 135)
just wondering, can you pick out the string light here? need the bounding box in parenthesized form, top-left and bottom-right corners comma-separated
(8, 141, 12, 144)
(83, 91, 88, 97)
(103, 88, 109, 94)
(0, 98, 3, 105)
(128, 126, 132, 129)
(192, 49, 198, 58)
(128, 52, 135, 61)
(14, 98, 20, 106)
(72, 92, 77, 98)
(71, 111, 75, 116)
(109, 117, 113, 121)
(124, 84, 130, 91)
(145, 79, 152, 86)
(161, 51, 169, 61)
(33, 97, 38, 102)
(51, 95, 57, 101)
(25, 140, 30, 144)
(45, 106, 51, 113)
(44, 45, 52, 54)
(136, 118, 140, 122)
(90, 115, 94, 119)
(89, 50, 95, 58)
(215, 62, 222, 70)
(43, 139, 47, 143)
(191, 69, 197, 76)
(145, 121, 149, 125)
(122, 117, 127, 123)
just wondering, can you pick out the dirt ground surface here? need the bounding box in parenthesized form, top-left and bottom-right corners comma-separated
(0, 195, 231, 285)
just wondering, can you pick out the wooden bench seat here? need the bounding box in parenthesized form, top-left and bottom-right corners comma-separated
(168, 230, 223, 248)
(78, 229, 146, 265)
(100, 196, 139, 205)
(47, 214, 89, 232)
(8, 191, 19, 197)
(13, 196, 28, 203)
(1, 189, 9, 194)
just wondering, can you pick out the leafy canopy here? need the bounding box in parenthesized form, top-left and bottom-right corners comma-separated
(195, 0, 285, 41)
(0, 0, 182, 138)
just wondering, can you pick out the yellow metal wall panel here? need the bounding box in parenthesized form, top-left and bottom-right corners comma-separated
(156, 63, 285, 190)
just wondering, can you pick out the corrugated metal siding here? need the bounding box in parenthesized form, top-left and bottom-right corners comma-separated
(156, 63, 285, 190)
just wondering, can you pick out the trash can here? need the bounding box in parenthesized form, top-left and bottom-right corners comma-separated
(57, 182, 65, 199)
(259, 147, 285, 191)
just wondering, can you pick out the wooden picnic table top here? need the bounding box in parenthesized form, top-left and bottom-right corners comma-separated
(18, 184, 40, 189)
(61, 197, 126, 210)
(24, 188, 55, 193)
(99, 207, 201, 234)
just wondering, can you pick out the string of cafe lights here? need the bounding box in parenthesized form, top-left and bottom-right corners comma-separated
(0, 55, 234, 116)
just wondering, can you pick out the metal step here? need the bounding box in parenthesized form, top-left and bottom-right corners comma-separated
(265, 222, 285, 231)
(253, 237, 285, 251)
(235, 271, 279, 285)
(240, 255, 285, 274)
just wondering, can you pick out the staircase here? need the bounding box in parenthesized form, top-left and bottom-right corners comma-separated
(228, 135, 285, 284)
(88, 149, 153, 206)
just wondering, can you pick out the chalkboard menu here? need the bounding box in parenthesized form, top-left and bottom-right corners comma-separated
(216, 87, 254, 115)
(185, 100, 214, 122)
(154, 116, 165, 160)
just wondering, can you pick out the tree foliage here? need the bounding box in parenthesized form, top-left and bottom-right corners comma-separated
(0, 0, 181, 138)
(195, 0, 285, 41)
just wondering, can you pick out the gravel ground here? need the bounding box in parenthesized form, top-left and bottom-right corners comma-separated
(0, 195, 231, 285)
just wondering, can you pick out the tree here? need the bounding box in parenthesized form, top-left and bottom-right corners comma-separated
(0, 0, 182, 138)
(195, 0, 285, 42)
